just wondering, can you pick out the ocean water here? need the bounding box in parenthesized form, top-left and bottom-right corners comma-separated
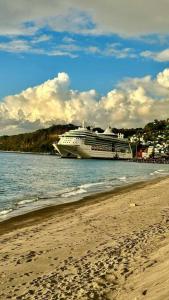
(0, 152, 169, 221)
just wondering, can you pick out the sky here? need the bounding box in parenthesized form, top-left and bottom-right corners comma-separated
(0, 0, 169, 135)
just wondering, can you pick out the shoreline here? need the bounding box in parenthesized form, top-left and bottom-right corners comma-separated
(0, 175, 168, 236)
(0, 150, 52, 155)
(1, 175, 169, 299)
(1, 150, 169, 162)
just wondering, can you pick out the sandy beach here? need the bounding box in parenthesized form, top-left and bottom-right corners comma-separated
(0, 177, 169, 300)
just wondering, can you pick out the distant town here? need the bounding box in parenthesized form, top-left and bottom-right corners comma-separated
(129, 119, 169, 160)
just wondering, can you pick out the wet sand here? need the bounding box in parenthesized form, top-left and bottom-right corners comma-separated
(0, 177, 169, 299)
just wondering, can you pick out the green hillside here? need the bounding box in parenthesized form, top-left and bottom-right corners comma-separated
(0, 124, 77, 153)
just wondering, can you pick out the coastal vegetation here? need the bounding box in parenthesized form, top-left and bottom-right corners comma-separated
(0, 124, 77, 153)
(0, 119, 168, 153)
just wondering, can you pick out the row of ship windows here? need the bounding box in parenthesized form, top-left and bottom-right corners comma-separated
(62, 138, 82, 144)
(91, 146, 130, 153)
(63, 138, 81, 140)
(86, 142, 129, 149)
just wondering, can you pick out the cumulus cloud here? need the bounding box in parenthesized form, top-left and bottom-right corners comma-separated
(1, 0, 169, 37)
(0, 69, 169, 135)
(157, 69, 169, 88)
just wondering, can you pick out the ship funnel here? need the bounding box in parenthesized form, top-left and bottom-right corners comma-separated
(103, 126, 112, 134)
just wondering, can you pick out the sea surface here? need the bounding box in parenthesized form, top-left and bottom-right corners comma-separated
(0, 152, 169, 221)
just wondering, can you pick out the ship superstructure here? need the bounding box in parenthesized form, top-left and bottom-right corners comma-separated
(53, 126, 133, 159)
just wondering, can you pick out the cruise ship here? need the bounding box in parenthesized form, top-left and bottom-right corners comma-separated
(53, 125, 133, 159)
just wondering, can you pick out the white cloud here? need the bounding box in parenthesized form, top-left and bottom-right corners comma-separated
(0, 69, 169, 135)
(102, 43, 137, 59)
(141, 49, 169, 62)
(0, 39, 31, 53)
(0, 38, 49, 54)
(1, 0, 169, 37)
(52, 42, 137, 59)
(62, 36, 75, 43)
(47, 49, 78, 58)
(157, 69, 169, 88)
(0, 37, 137, 59)
(0, 38, 78, 57)
(31, 34, 52, 44)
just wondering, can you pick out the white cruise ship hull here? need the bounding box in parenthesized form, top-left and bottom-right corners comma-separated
(54, 143, 132, 159)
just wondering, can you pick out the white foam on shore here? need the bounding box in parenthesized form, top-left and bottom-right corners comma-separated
(61, 188, 87, 198)
(80, 181, 106, 189)
(119, 176, 127, 181)
(150, 169, 168, 176)
(17, 198, 38, 206)
(0, 209, 12, 216)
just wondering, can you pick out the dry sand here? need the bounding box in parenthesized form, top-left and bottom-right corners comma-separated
(0, 177, 169, 300)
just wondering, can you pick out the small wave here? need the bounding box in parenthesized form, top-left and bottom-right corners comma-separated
(39, 187, 79, 200)
(0, 209, 12, 216)
(150, 171, 158, 175)
(119, 176, 127, 181)
(152, 170, 165, 174)
(154, 170, 161, 174)
(61, 188, 87, 198)
(17, 198, 38, 206)
(150, 169, 169, 176)
(80, 182, 105, 189)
